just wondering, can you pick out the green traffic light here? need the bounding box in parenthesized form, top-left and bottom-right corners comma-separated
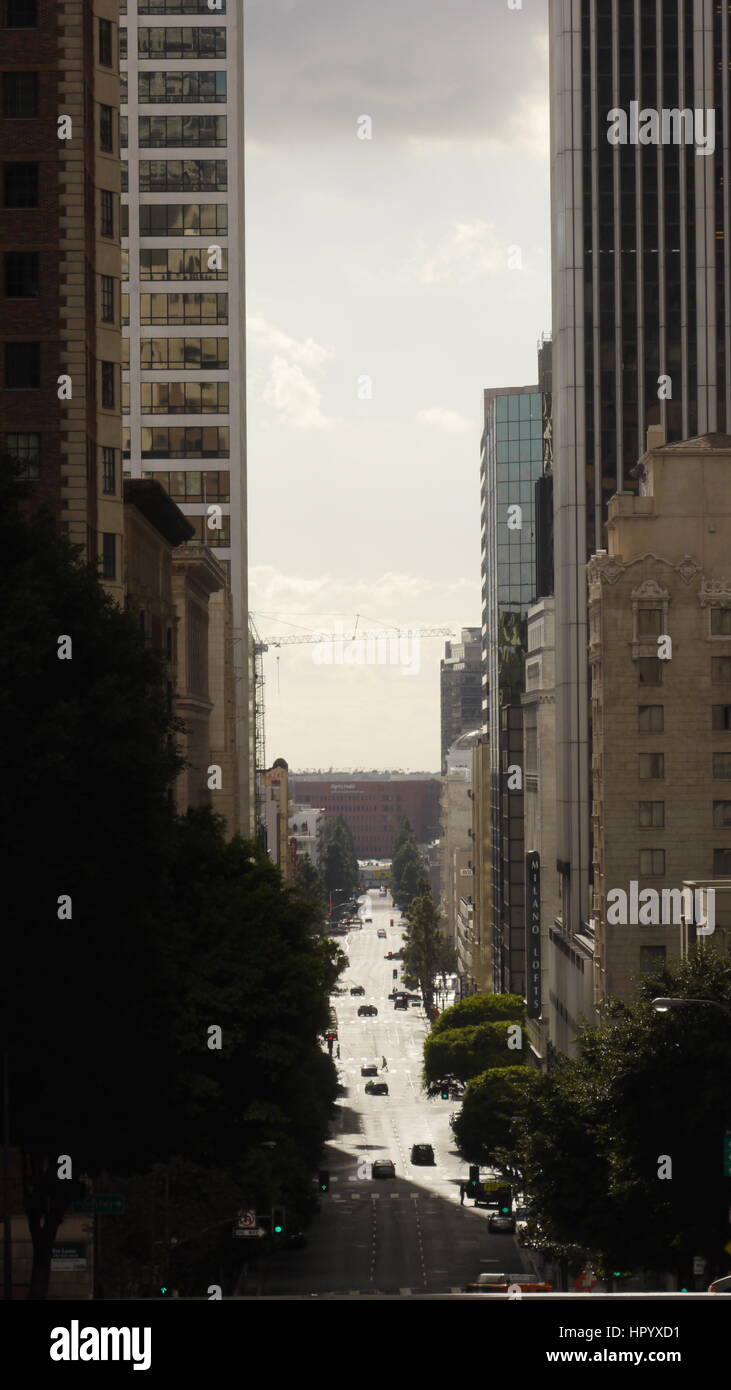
(274, 1224, 283, 1233)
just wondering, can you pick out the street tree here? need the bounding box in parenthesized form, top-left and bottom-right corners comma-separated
(423, 1021, 524, 1097)
(401, 882, 454, 1009)
(431, 993, 525, 1037)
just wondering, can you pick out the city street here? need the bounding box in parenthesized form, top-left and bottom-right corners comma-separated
(237, 892, 533, 1296)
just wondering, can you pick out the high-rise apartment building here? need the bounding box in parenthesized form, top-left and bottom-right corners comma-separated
(439, 627, 481, 774)
(119, 0, 253, 834)
(0, 0, 125, 602)
(550, 0, 731, 936)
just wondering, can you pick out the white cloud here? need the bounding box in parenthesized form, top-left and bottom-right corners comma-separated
(416, 407, 471, 433)
(247, 315, 336, 430)
(261, 355, 334, 431)
(248, 314, 334, 370)
(410, 220, 504, 284)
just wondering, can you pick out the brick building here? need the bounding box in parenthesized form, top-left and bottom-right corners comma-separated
(289, 773, 441, 858)
(0, 0, 125, 600)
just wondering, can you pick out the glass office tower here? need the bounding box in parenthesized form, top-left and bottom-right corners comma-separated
(119, 0, 253, 834)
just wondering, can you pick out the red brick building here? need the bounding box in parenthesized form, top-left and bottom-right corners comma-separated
(289, 774, 441, 858)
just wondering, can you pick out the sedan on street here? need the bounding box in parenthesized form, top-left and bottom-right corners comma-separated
(365, 1080, 389, 1095)
(357, 1004, 378, 1017)
(360, 1062, 379, 1076)
(350, 986, 365, 996)
(410, 1143, 435, 1165)
(487, 1214, 516, 1234)
(372, 1159, 396, 1179)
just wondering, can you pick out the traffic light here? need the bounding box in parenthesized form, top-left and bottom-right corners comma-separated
(319, 1169, 330, 1193)
(392, 969, 398, 979)
(440, 1085, 450, 1100)
(467, 1164, 480, 1196)
(496, 1185, 512, 1214)
(272, 1205, 286, 1235)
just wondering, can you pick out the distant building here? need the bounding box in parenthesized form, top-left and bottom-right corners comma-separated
(289, 773, 441, 858)
(440, 732, 479, 992)
(260, 758, 294, 881)
(289, 805, 324, 867)
(440, 628, 481, 774)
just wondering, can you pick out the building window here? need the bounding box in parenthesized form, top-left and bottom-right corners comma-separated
(5, 341, 39, 387)
(99, 104, 113, 152)
(639, 848, 665, 876)
(100, 274, 115, 323)
(101, 532, 116, 580)
(140, 426, 229, 458)
(3, 161, 38, 207)
(639, 945, 666, 975)
(638, 704, 664, 733)
(639, 752, 664, 779)
(119, 28, 127, 59)
(4, 250, 38, 297)
(138, 160, 228, 193)
(712, 705, 731, 731)
(639, 800, 664, 828)
(100, 361, 115, 408)
(137, 0, 227, 10)
(121, 164, 128, 193)
(2, 430, 39, 477)
(139, 204, 228, 238)
(140, 381, 230, 414)
(637, 608, 663, 636)
(138, 336, 227, 369)
(712, 656, 731, 683)
(139, 246, 228, 281)
(98, 16, 113, 67)
(638, 657, 662, 686)
(102, 446, 116, 495)
(138, 71, 227, 104)
(139, 292, 228, 325)
(713, 752, 731, 779)
(138, 26, 227, 59)
(100, 189, 114, 238)
(711, 608, 731, 635)
(713, 848, 731, 874)
(138, 115, 227, 147)
(2, 0, 38, 24)
(3, 72, 38, 117)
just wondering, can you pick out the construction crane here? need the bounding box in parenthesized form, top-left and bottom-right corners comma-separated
(254, 624, 455, 654)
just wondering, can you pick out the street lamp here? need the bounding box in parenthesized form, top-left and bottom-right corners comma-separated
(651, 997, 731, 1020)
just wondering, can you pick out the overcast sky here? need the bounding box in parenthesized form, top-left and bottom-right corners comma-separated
(244, 0, 550, 772)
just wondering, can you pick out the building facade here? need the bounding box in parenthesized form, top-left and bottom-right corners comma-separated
(440, 627, 481, 774)
(589, 431, 731, 1004)
(549, 0, 731, 940)
(439, 732, 478, 986)
(0, 0, 125, 601)
(289, 773, 441, 858)
(119, 0, 252, 834)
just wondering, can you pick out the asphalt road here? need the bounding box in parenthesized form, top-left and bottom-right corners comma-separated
(237, 891, 533, 1297)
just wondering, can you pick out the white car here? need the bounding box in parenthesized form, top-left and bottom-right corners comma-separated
(377, 928, 387, 939)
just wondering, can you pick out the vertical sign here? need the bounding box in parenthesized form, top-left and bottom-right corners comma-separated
(525, 851, 541, 1018)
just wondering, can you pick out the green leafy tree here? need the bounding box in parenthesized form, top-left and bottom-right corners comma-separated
(319, 814, 358, 902)
(423, 1021, 526, 1097)
(431, 992, 525, 1036)
(294, 856, 326, 923)
(391, 821, 424, 908)
(451, 1066, 534, 1183)
(401, 881, 454, 1009)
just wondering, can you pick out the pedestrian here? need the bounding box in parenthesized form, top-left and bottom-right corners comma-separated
(459, 1183, 465, 1206)
(336, 1044, 340, 1059)
(382, 1055, 387, 1071)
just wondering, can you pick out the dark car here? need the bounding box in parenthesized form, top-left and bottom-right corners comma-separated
(488, 1214, 516, 1233)
(372, 1159, 396, 1179)
(410, 1143, 435, 1165)
(358, 1004, 378, 1017)
(365, 1080, 389, 1095)
(394, 997, 408, 1010)
(350, 985, 365, 996)
(361, 1062, 378, 1076)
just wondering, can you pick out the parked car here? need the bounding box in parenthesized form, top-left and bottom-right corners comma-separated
(358, 1004, 378, 1017)
(364, 916, 373, 923)
(488, 1214, 516, 1233)
(360, 1062, 378, 1076)
(394, 997, 408, 1010)
(410, 1143, 435, 1165)
(365, 1080, 389, 1095)
(372, 1159, 396, 1179)
(350, 985, 365, 996)
(464, 1272, 552, 1293)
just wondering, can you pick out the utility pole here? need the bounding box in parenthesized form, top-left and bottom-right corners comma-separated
(2, 1047, 11, 1301)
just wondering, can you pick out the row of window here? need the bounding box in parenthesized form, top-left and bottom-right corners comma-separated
(123, 293, 228, 325)
(637, 752, 731, 779)
(124, 381, 230, 414)
(127, 204, 228, 237)
(635, 848, 731, 875)
(120, 0, 227, 11)
(1, 76, 118, 157)
(142, 469, 230, 502)
(636, 656, 731, 685)
(124, 160, 227, 193)
(637, 704, 731, 732)
(123, 426, 229, 458)
(635, 800, 731, 829)
(122, 248, 229, 281)
(3, 434, 119, 493)
(1, 255, 117, 324)
(125, 116, 227, 147)
(3, 345, 119, 403)
(0, 1, 36, 28)
(123, 72, 227, 104)
(124, 337, 229, 370)
(121, 26, 226, 59)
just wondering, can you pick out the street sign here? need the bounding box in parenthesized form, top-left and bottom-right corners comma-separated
(232, 1227, 266, 1239)
(236, 1209, 256, 1230)
(51, 1243, 88, 1271)
(71, 1196, 124, 1214)
(693, 1256, 706, 1276)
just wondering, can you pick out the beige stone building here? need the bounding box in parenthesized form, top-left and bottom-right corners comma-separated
(589, 430, 731, 1007)
(172, 542, 228, 815)
(440, 732, 479, 991)
(260, 759, 295, 881)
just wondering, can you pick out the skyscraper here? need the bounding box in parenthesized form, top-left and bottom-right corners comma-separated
(549, 0, 731, 934)
(439, 627, 481, 774)
(120, 0, 253, 833)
